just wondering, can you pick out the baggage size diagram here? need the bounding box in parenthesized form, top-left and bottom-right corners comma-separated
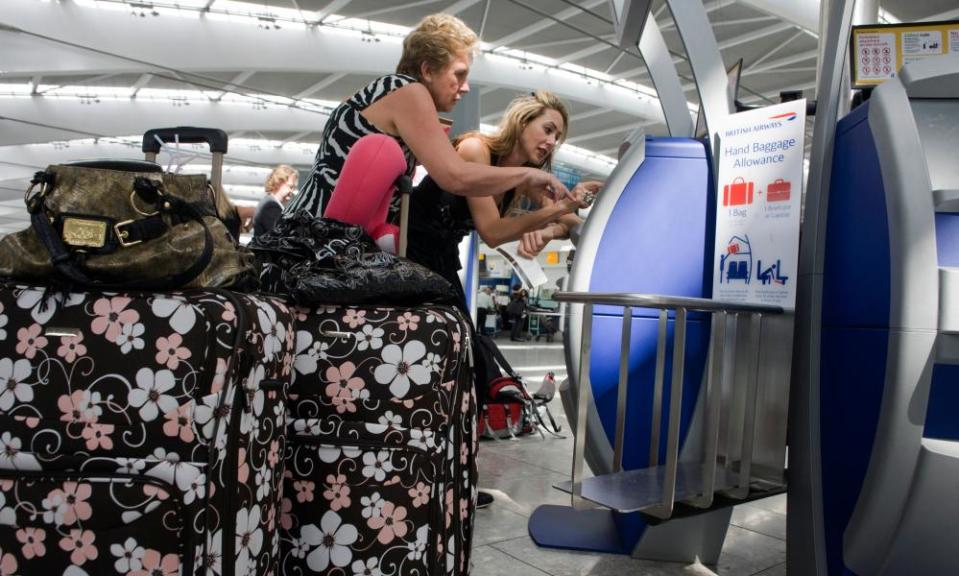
(719, 234, 752, 284)
(767, 178, 791, 202)
(723, 177, 754, 206)
(723, 177, 792, 206)
(757, 258, 789, 285)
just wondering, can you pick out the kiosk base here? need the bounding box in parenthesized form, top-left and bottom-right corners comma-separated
(529, 504, 732, 563)
(528, 505, 627, 554)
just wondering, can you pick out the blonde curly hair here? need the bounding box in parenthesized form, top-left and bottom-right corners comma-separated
(264, 164, 298, 195)
(396, 14, 479, 78)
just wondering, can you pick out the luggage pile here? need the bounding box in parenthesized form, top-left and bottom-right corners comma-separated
(0, 128, 477, 576)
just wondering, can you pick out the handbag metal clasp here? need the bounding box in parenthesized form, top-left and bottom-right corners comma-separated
(114, 220, 141, 247)
(62, 217, 108, 248)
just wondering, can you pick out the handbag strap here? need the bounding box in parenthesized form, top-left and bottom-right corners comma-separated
(476, 333, 524, 381)
(28, 175, 215, 290)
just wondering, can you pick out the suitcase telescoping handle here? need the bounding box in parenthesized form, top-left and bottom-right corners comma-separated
(142, 127, 229, 192)
(397, 174, 413, 258)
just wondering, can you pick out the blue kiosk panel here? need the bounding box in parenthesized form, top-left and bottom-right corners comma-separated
(532, 138, 717, 556)
(588, 138, 713, 469)
(818, 64, 959, 575)
(820, 101, 889, 576)
(591, 138, 713, 319)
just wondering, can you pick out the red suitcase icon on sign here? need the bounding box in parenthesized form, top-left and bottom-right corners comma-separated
(767, 178, 791, 202)
(723, 177, 754, 206)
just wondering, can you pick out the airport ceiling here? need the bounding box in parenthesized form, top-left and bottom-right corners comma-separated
(0, 0, 957, 236)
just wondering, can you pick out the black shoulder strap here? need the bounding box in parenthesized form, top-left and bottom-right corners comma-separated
(29, 182, 214, 291)
(475, 332, 522, 380)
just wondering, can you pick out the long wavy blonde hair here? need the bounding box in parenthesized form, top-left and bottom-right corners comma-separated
(455, 91, 569, 171)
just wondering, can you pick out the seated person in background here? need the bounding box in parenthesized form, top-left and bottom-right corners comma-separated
(253, 164, 298, 237)
(507, 289, 528, 342)
(283, 14, 574, 227)
(406, 90, 602, 310)
(476, 286, 494, 334)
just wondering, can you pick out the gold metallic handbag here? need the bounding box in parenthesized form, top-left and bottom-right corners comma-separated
(0, 160, 256, 290)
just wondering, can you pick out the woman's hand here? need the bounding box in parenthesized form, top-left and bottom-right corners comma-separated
(518, 223, 563, 258)
(556, 182, 603, 213)
(572, 180, 603, 207)
(525, 169, 572, 204)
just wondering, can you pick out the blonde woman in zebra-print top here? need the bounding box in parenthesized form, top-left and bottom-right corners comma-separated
(284, 13, 575, 223)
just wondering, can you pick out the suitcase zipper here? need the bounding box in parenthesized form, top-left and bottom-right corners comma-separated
(440, 305, 475, 575)
(290, 426, 442, 454)
(212, 290, 251, 576)
(220, 380, 246, 576)
(0, 469, 195, 576)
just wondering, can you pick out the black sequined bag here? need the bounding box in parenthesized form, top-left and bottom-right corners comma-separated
(249, 210, 453, 305)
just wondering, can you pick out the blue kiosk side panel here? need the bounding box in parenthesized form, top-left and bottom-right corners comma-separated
(588, 138, 713, 547)
(820, 102, 890, 576)
(529, 138, 716, 555)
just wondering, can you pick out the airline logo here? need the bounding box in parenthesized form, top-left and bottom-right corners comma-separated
(768, 112, 798, 121)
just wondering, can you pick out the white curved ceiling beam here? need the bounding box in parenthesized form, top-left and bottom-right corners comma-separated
(0, 98, 329, 147)
(0, 136, 613, 187)
(717, 21, 794, 50)
(0, 95, 615, 177)
(0, 0, 665, 122)
(0, 94, 613, 178)
(0, 142, 295, 186)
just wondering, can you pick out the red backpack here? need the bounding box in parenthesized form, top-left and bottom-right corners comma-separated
(473, 334, 563, 440)
(480, 376, 534, 438)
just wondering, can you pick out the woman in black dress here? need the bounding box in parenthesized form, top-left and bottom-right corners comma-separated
(407, 90, 602, 313)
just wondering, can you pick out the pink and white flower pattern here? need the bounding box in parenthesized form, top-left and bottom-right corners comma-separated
(301, 511, 358, 572)
(129, 368, 177, 422)
(0, 358, 31, 411)
(373, 341, 430, 398)
(0, 286, 295, 576)
(90, 297, 138, 343)
(283, 304, 476, 576)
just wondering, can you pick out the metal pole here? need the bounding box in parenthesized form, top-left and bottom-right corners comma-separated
(572, 303, 594, 507)
(649, 309, 668, 466)
(613, 306, 633, 473)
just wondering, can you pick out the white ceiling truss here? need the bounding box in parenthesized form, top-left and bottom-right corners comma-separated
(0, 0, 953, 239)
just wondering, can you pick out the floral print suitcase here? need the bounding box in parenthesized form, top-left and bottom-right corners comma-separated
(281, 304, 477, 576)
(0, 284, 296, 576)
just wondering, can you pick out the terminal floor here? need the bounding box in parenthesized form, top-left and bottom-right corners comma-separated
(472, 334, 787, 576)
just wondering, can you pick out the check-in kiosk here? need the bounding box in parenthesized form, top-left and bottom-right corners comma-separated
(528, 132, 792, 562)
(812, 55, 959, 574)
(526, 0, 797, 563)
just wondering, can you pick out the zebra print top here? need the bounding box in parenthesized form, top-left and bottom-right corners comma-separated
(283, 73, 418, 220)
